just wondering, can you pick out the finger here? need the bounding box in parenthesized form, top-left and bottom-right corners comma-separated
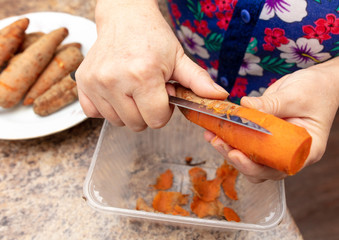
(228, 150, 287, 181)
(77, 88, 103, 118)
(106, 93, 148, 131)
(132, 79, 174, 129)
(206, 134, 235, 163)
(79, 86, 125, 126)
(172, 54, 229, 100)
(203, 130, 216, 142)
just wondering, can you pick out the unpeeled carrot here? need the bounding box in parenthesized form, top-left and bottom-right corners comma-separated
(19, 31, 45, 52)
(33, 74, 77, 116)
(176, 86, 312, 175)
(23, 45, 83, 105)
(0, 27, 68, 108)
(0, 18, 29, 67)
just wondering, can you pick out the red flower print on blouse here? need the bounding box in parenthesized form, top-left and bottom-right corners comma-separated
(194, 20, 211, 37)
(303, 25, 331, 43)
(230, 77, 248, 98)
(215, 0, 232, 11)
(216, 11, 233, 30)
(263, 28, 289, 51)
(315, 14, 339, 35)
(182, 20, 196, 33)
(170, 3, 181, 20)
(197, 59, 208, 70)
(268, 78, 277, 87)
(200, 0, 217, 18)
(210, 59, 219, 69)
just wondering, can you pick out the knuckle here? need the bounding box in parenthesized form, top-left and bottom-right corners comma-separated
(127, 57, 161, 83)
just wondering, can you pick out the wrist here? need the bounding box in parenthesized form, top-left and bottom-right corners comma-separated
(310, 57, 339, 106)
(95, 0, 159, 30)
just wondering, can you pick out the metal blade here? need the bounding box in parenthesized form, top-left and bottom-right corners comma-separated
(169, 96, 271, 135)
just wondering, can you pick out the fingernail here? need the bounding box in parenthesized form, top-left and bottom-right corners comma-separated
(212, 82, 228, 95)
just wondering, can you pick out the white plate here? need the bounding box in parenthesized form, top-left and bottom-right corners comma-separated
(0, 12, 97, 140)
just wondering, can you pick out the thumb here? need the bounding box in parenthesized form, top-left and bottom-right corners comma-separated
(172, 54, 229, 100)
(241, 92, 297, 119)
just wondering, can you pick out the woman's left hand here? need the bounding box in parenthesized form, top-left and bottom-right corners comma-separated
(205, 57, 339, 183)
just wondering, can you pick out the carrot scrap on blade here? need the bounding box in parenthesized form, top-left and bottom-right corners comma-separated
(152, 169, 173, 190)
(152, 191, 189, 216)
(216, 161, 239, 200)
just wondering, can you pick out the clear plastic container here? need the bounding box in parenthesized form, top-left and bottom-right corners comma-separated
(83, 109, 286, 231)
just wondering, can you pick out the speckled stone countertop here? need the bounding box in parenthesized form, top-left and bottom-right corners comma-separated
(0, 1, 303, 239)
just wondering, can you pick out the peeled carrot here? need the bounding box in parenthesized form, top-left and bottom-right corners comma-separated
(176, 86, 312, 175)
(23, 45, 83, 105)
(33, 74, 77, 116)
(0, 18, 29, 67)
(0, 27, 68, 108)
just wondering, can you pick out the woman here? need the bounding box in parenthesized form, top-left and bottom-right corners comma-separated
(75, 0, 339, 182)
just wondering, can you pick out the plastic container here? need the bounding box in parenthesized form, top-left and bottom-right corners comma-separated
(83, 109, 286, 231)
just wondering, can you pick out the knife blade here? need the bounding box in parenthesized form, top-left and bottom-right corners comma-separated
(169, 95, 271, 135)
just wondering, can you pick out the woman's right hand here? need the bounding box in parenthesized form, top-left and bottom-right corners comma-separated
(76, 0, 228, 131)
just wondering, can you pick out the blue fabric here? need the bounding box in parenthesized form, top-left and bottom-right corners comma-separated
(167, 0, 339, 103)
(217, 0, 266, 92)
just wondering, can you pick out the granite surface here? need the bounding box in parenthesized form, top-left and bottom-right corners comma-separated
(0, 0, 303, 239)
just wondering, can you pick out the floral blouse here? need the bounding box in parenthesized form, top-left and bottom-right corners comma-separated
(167, 0, 339, 103)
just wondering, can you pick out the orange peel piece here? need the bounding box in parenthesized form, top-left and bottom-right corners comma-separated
(152, 169, 173, 190)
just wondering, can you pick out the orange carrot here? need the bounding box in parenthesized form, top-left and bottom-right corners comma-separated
(0, 18, 29, 67)
(176, 86, 312, 175)
(152, 169, 173, 190)
(23, 45, 83, 105)
(223, 207, 240, 222)
(33, 74, 77, 116)
(0, 27, 68, 108)
(216, 161, 238, 200)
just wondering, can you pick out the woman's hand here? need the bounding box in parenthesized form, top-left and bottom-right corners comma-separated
(205, 57, 339, 183)
(76, 0, 228, 131)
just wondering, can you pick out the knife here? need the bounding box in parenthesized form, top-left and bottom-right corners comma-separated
(169, 95, 271, 135)
(70, 71, 270, 135)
